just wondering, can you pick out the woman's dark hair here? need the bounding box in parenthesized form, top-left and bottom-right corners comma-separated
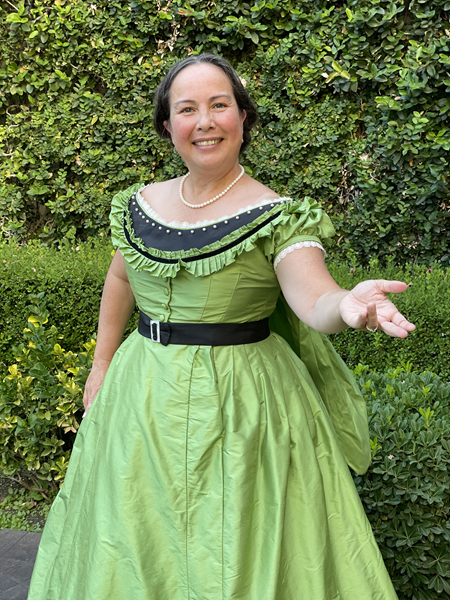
(153, 53, 258, 153)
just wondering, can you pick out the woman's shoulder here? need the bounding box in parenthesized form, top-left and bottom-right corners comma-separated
(242, 177, 280, 203)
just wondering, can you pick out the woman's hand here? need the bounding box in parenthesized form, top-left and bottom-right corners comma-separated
(82, 359, 111, 417)
(339, 280, 415, 338)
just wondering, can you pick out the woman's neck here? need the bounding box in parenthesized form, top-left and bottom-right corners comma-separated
(183, 162, 243, 205)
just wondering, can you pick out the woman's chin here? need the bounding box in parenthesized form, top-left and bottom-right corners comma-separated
(186, 145, 241, 171)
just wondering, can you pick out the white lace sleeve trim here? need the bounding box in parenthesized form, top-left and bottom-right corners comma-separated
(273, 241, 325, 270)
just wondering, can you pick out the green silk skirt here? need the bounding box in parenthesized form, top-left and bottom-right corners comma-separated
(27, 329, 398, 600)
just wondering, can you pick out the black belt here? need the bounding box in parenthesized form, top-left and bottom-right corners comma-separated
(138, 311, 270, 346)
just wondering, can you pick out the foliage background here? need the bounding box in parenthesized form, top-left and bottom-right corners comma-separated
(1, 0, 450, 265)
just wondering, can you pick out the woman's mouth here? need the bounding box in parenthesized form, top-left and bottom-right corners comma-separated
(193, 139, 222, 146)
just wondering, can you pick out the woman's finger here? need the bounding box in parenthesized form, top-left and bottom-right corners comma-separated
(82, 398, 91, 418)
(391, 311, 416, 331)
(82, 388, 92, 418)
(352, 310, 368, 329)
(366, 303, 378, 331)
(379, 320, 410, 338)
(377, 280, 408, 294)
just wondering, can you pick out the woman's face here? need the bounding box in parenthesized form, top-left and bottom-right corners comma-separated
(164, 63, 246, 174)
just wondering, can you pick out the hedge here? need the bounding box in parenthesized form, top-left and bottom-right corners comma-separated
(354, 364, 450, 599)
(0, 237, 138, 372)
(1, 239, 449, 377)
(1, 0, 450, 265)
(0, 312, 449, 599)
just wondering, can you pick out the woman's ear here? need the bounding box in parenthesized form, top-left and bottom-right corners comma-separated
(163, 120, 172, 136)
(240, 109, 247, 124)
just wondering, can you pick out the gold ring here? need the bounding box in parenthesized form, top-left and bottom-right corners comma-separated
(366, 325, 378, 333)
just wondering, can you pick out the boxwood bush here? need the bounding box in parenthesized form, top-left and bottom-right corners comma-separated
(354, 364, 450, 600)
(0, 311, 448, 599)
(0, 237, 138, 371)
(329, 257, 450, 379)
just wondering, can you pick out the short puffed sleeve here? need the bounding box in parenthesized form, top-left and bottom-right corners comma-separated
(109, 182, 142, 252)
(262, 197, 335, 268)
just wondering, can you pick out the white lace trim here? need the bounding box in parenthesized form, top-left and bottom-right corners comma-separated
(136, 184, 290, 229)
(274, 241, 325, 270)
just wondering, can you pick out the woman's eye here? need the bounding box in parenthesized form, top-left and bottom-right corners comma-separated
(180, 107, 194, 113)
(213, 103, 226, 108)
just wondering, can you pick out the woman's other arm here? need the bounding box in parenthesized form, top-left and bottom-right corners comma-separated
(276, 247, 415, 338)
(82, 250, 136, 416)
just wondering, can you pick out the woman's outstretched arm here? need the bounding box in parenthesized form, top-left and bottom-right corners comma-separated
(276, 247, 415, 338)
(82, 250, 136, 416)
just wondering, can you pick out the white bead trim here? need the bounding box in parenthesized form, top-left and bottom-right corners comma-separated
(136, 185, 291, 229)
(273, 241, 325, 270)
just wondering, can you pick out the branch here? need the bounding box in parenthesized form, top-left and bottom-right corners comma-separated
(3, 473, 52, 503)
(5, 0, 19, 11)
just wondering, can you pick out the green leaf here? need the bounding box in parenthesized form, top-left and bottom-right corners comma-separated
(325, 71, 340, 83)
(6, 13, 28, 23)
(331, 60, 342, 73)
(28, 362, 50, 378)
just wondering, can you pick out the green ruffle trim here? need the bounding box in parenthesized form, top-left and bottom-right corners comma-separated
(109, 183, 334, 278)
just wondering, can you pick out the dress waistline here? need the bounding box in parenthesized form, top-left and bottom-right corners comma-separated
(138, 311, 270, 347)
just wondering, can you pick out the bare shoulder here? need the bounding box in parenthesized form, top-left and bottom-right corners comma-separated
(142, 178, 179, 199)
(244, 177, 280, 203)
(140, 178, 181, 215)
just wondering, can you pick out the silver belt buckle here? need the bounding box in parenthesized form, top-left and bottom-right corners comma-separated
(149, 319, 161, 343)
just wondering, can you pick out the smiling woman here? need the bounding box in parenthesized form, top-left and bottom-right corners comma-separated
(27, 53, 413, 600)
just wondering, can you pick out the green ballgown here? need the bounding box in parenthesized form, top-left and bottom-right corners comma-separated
(27, 184, 398, 600)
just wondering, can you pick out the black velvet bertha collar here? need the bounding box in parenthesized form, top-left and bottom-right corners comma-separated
(123, 191, 283, 260)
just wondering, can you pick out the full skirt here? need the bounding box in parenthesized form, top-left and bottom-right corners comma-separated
(28, 331, 398, 600)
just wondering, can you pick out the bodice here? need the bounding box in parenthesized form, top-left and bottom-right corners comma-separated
(126, 245, 280, 324)
(110, 182, 335, 324)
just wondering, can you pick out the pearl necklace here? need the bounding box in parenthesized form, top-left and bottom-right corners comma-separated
(179, 165, 245, 209)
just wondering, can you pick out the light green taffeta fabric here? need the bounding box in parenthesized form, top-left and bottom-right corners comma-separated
(28, 184, 398, 600)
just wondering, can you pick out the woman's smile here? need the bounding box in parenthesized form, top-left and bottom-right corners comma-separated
(193, 138, 223, 147)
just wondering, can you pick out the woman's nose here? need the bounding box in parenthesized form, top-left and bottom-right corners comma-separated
(196, 109, 215, 130)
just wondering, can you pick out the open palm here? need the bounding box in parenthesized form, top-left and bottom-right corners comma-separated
(340, 280, 415, 338)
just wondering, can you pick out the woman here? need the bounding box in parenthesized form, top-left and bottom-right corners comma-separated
(28, 53, 414, 600)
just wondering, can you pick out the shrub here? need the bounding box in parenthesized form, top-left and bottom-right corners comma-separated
(2, 239, 449, 377)
(354, 364, 450, 600)
(1, 0, 450, 264)
(0, 238, 450, 378)
(0, 237, 138, 371)
(0, 305, 94, 501)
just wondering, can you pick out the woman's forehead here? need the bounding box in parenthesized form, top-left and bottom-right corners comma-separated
(170, 63, 233, 98)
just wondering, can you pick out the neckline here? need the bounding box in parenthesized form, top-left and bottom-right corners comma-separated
(136, 184, 290, 229)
